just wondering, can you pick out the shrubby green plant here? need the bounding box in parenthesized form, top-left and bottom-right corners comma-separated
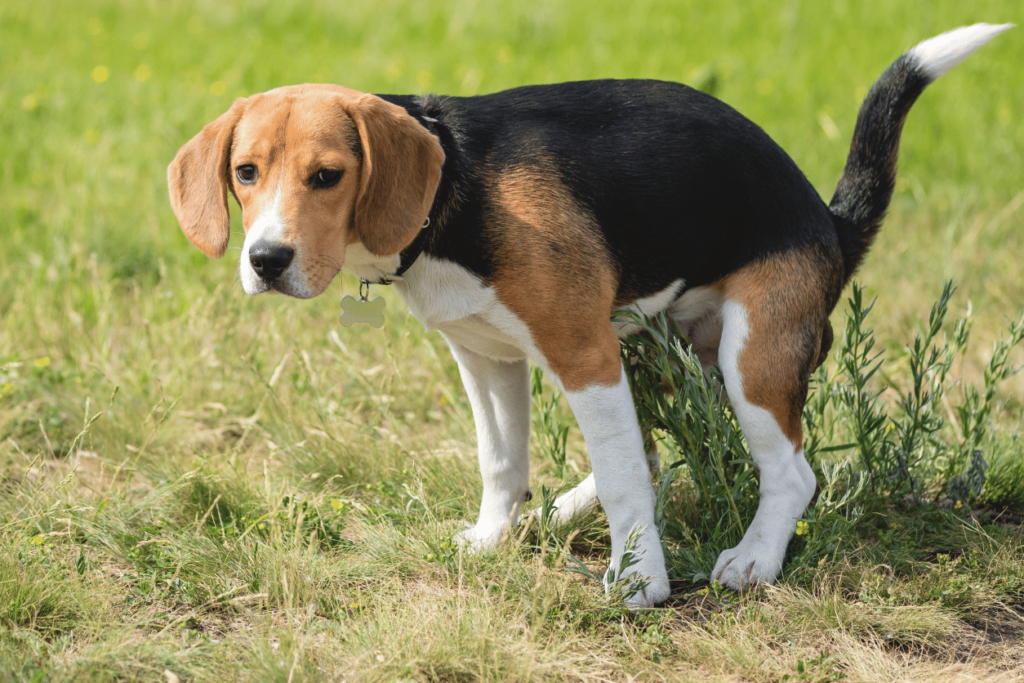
(531, 367, 574, 481)
(613, 281, 1024, 585)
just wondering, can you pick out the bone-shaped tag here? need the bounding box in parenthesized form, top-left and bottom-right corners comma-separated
(339, 295, 386, 328)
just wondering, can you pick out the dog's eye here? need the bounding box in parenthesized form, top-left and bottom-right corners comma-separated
(236, 165, 257, 184)
(311, 169, 342, 189)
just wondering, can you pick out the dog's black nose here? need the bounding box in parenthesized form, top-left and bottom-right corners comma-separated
(249, 242, 294, 281)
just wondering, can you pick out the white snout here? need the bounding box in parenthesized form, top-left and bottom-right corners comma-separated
(240, 188, 315, 298)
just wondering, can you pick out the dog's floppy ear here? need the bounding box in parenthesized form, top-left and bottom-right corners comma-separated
(349, 95, 445, 256)
(167, 98, 248, 258)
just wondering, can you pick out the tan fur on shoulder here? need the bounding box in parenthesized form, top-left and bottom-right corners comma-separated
(485, 162, 621, 391)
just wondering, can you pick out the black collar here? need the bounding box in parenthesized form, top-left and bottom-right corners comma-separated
(372, 216, 430, 285)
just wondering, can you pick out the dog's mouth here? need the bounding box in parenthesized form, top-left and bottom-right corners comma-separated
(269, 263, 342, 300)
(267, 278, 316, 300)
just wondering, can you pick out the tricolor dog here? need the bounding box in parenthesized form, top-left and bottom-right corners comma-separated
(169, 24, 1011, 607)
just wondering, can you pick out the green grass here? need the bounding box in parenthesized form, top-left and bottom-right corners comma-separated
(2, 0, 1024, 680)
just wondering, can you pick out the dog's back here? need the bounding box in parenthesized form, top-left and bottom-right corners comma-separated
(382, 79, 839, 300)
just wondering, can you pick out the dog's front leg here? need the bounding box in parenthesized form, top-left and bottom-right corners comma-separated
(562, 364, 671, 608)
(445, 338, 532, 552)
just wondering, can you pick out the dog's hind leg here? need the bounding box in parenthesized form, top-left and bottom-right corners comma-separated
(550, 472, 598, 523)
(710, 254, 828, 589)
(446, 339, 533, 552)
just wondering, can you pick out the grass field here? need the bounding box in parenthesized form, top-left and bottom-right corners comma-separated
(2, 0, 1024, 680)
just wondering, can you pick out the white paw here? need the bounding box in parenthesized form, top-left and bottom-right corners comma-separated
(607, 571, 672, 609)
(711, 542, 783, 590)
(603, 536, 671, 609)
(454, 522, 508, 553)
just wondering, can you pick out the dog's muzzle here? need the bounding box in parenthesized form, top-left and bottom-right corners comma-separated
(248, 241, 294, 282)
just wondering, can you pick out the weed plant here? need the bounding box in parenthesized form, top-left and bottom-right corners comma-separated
(619, 282, 1024, 596)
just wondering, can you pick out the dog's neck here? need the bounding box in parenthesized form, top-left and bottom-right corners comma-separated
(410, 94, 469, 233)
(371, 97, 456, 285)
(371, 93, 494, 279)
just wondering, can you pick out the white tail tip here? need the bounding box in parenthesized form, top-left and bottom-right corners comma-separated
(908, 23, 1014, 80)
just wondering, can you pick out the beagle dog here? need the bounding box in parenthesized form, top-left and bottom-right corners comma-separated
(169, 24, 1010, 607)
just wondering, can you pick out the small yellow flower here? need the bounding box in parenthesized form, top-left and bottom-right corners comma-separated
(330, 499, 345, 511)
(2, 383, 13, 394)
(795, 520, 810, 536)
(92, 65, 109, 83)
(384, 62, 402, 82)
(31, 534, 45, 545)
(998, 106, 1011, 126)
(134, 64, 151, 82)
(954, 500, 963, 510)
(209, 80, 227, 96)
(34, 357, 50, 368)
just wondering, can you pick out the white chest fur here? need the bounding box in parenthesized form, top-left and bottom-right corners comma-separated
(347, 252, 712, 367)
(395, 256, 538, 363)
(391, 258, 701, 364)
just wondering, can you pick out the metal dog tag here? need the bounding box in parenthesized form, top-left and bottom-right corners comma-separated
(339, 295, 386, 328)
(339, 281, 386, 328)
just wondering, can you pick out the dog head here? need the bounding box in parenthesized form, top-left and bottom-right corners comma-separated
(167, 84, 444, 298)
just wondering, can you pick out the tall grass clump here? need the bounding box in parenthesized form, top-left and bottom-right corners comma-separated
(619, 281, 1024, 587)
(0, 542, 89, 634)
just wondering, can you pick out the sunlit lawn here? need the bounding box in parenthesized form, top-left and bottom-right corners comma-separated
(1, 1, 1023, 680)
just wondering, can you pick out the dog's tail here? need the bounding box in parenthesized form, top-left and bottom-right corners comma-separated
(829, 23, 1013, 282)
